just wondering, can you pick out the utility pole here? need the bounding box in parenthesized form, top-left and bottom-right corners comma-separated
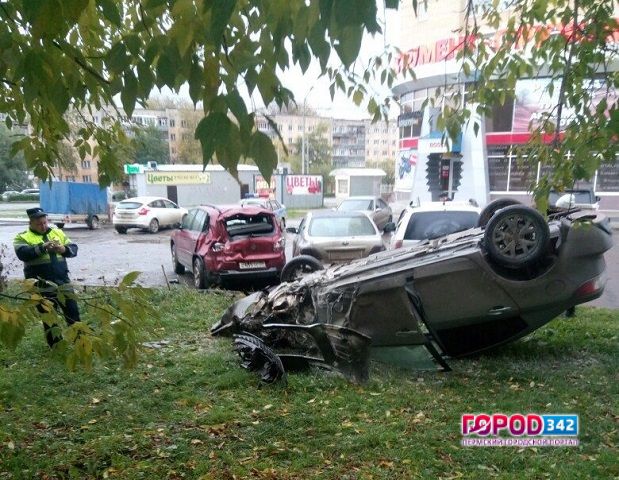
(301, 86, 314, 175)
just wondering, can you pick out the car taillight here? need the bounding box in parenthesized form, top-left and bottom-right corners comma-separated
(137, 207, 149, 216)
(273, 237, 285, 252)
(574, 277, 605, 298)
(211, 242, 225, 252)
(393, 239, 403, 249)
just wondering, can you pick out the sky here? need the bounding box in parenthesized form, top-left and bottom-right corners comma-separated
(273, 8, 401, 120)
(159, 7, 400, 120)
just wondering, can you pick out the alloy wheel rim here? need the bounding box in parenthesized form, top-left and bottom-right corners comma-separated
(492, 214, 537, 259)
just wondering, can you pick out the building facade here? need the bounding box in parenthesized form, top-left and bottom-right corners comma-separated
(393, 1, 619, 208)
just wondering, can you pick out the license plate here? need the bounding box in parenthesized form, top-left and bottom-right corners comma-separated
(329, 250, 362, 261)
(239, 261, 266, 269)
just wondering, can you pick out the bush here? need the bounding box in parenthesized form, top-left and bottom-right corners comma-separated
(4, 193, 39, 202)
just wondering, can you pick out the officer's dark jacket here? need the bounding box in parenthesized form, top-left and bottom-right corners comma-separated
(13, 226, 78, 284)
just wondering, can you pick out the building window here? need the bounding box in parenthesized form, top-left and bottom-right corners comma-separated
(337, 178, 349, 195)
(170, 133, 176, 141)
(169, 119, 176, 127)
(81, 160, 91, 169)
(181, 120, 188, 128)
(159, 117, 168, 126)
(82, 175, 92, 183)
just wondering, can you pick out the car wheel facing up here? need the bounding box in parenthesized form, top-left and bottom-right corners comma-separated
(484, 205, 550, 268)
(115, 226, 127, 234)
(280, 255, 324, 283)
(478, 198, 522, 228)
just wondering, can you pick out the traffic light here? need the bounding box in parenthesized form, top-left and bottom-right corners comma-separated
(425, 153, 442, 200)
(452, 159, 463, 191)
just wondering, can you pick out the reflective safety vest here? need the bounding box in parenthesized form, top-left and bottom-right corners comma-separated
(13, 227, 78, 283)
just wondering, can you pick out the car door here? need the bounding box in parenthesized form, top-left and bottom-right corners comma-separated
(413, 256, 520, 356)
(188, 209, 208, 257)
(163, 199, 182, 226)
(149, 199, 167, 225)
(175, 209, 197, 266)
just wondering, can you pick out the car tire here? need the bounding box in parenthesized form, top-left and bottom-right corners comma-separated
(115, 226, 127, 234)
(193, 257, 209, 289)
(86, 215, 99, 230)
(280, 255, 324, 283)
(280, 217, 286, 229)
(171, 243, 185, 274)
(477, 198, 522, 228)
(484, 205, 550, 268)
(148, 218, 159, 234)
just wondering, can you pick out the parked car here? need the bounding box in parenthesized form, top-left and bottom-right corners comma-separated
(112, 196, 187, 234)
(549, 188, 600, 211)
(211, 203, 613, 382)
(336, 196, 393, 231)
(284, 211, 394, 280)
(170, 204, 286, 289)
(1, 190, 20, 201)
(240, 197, 287, 228)
(20, 188, 40, 195)
(391, 201, 481, 249)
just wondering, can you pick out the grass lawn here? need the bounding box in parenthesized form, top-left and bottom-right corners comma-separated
(1, 287, 617, 479)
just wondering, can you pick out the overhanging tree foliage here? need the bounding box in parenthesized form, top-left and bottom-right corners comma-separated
(0, 125, 28, 192)
(440, 0, 618, 207)
(0, 0, 405, 185)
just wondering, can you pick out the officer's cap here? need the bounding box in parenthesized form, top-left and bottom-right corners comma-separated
(27, 207, 47, 219)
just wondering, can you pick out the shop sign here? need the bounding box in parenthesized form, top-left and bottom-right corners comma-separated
(255, 175, 276, 197)
(398, 111, 423, 127)
(146, 171, 211, 185)
(285, 175, 322, 195)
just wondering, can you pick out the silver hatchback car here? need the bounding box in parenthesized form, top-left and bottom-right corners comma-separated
(286, 210, 393, 266)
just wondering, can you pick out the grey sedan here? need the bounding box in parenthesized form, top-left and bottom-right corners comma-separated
(287, 210, 393, 265)
(336, 196, 393, 231)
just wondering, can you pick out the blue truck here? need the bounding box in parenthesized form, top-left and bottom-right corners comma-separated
(39, 181, 110, 229)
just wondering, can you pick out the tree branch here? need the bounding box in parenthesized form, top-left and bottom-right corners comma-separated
(51, 40, 111, 86)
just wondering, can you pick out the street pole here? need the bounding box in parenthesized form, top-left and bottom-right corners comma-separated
(301, 86, 314, 175)
(302, 110, 306, 175)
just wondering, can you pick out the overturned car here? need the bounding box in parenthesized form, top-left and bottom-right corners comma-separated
(211, 203, 613, 383)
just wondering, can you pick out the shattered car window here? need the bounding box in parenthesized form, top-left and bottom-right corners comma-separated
(225, 214, 275, 237)
(404, 211, 479, 240)
(309, 216, 376, 237)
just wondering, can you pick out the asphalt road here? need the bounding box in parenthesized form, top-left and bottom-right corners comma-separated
(0, 220, 617, 309)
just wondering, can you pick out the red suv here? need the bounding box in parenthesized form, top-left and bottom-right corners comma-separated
(170, 205, 286, 288)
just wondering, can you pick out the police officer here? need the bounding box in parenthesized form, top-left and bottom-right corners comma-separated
(13, 207, 81, 347)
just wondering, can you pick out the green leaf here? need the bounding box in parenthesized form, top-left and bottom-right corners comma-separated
(106, 42, 129, 75)
(97, 0, 122, 27)
(334, 25, 363, 67)
(188, 61, 203, 105)
(156, 45, 179, 88)
(121, 71, 138, 118)
(195, 112, 229, 163)
(353, 90, 363, 106)
(249, 131, 278, 181)
(209, 0, 236, 44)
(119, 271, 141, 287)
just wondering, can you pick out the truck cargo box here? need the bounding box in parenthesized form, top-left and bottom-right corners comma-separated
(39, 181, 109, 229)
